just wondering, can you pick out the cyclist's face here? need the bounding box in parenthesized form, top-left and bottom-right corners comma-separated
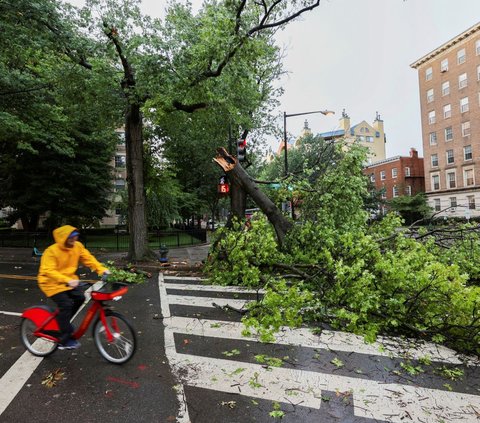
(65, 235, 78, 248)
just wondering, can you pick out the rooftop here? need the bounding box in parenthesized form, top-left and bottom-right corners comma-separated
(410, 21, 480, 68)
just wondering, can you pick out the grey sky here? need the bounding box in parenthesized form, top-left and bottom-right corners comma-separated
(67, 0, 480, 158)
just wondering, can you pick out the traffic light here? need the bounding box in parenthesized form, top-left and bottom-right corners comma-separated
(237, 138, 246, 162)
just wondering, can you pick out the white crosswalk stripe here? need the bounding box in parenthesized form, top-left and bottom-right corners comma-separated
(159, 274, 480, 423)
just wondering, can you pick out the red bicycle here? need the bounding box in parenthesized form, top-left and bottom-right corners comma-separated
(20, 281, 136, 364)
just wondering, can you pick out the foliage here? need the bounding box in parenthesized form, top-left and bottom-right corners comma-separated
(105, 261, 146, 284)
(207, 147, 480, 356)
(388, 193, 431, 225)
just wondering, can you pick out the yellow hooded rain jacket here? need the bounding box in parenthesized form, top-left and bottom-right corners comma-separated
(38, 225, 107, 297)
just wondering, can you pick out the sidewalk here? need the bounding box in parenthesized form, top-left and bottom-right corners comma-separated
(0, 244, 210, 272)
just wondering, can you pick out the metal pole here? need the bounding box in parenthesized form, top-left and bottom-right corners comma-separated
(283, 111, 288, 176)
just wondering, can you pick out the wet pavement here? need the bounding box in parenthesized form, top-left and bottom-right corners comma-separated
(1, 247, 480, 422)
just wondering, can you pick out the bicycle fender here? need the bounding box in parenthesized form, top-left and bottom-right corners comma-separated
(22, 306, 60, 330)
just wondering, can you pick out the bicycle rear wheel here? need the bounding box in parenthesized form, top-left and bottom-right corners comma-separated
(93, 311, 136, 364)
(20, 318, 58, 357)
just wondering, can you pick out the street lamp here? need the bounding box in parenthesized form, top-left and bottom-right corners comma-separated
(283, 109, 335, 219)
(283, 109, 335, 175)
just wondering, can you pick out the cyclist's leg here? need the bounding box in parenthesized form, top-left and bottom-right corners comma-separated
(50, 292, 76, 344)
(68, 288, 86, 316)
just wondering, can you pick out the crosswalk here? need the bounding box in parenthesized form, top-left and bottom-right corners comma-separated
(159, 275, 480, 423)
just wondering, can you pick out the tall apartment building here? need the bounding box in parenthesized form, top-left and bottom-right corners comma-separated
(100, 129, 127, 227)
(411, 22, 480, 218)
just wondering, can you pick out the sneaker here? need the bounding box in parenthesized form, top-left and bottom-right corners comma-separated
(58, 339, 81, 350)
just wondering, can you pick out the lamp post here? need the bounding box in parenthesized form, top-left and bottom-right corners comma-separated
(283, 109, 335, 175)
(283, 109, 335, 218)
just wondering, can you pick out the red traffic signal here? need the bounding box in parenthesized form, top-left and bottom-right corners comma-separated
(237, 138, 246, 162)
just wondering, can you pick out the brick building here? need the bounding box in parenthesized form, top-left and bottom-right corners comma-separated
(363, 148, 425, 212)
(411, 22, 480, 218)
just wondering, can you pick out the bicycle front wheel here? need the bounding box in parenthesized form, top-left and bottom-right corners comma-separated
(20, 318, 58, 357)
(93, 312, 136, 364)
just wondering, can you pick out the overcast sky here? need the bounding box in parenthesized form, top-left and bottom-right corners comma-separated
(67, 0, 480, 158)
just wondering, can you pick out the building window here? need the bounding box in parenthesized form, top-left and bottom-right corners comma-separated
(462, 121, 471, 137)
(405, 167, 411, 177)
(116, 132, 125, 144)
(392, 168, 398, 178)
(458, 72, 468, 89)
(428, 110, 436, 124)
(476, 40, 480, 55)
(393, 186, 399, 197)
(465, 169, 474, 186)
(457, 48, 466, 64)
(405, 185, 412, 196)
(114, 155, 126, 168)
(460, 96, 469, 113)
(477, 65, 480, 81)
(441, 58, 449, 72)
(464, 145, 473, 161)
(366, 136, 374, 143)
(447, 171, 456, 188)
(443, 104, 451, 119)
(450, 197, 457, 208)
(427, 88, 434, 103)
(468, 195, 476, 210)
(432, 174, 440, 190)
(357, 135, 365, 142)
(381, 190, 387, 200)
(426, 67, 433, 80)
(429, 132, 437, 145)
(370, 174, 375, 182)
(446, 149, 454, 164)
(442, 81, 450, 96)
(114, 179, 126, 192)
(434, 198, 441, 211)
(445, 126, 453, 141)
(380, 171, 386, 181)
(431, 154, 438, 167)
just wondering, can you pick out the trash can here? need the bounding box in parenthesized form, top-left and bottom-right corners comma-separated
(159, 244, 169, 263)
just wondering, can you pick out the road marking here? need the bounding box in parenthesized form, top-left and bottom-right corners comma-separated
(165, 316, 467, 364)
(158, 274, 190, 423)
(0, 311, 22, 317)
(0, 282, 103, 418)
(165, 283, 264, 294)
(0, 351, 44, 415)
(161, 276, 480, 422)
(168, 295, 249, 309)
(172, 352, 480, 422)
(0, 274, 37, 281)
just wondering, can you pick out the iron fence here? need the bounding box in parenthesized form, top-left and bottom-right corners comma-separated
(0, 229, 207, 251)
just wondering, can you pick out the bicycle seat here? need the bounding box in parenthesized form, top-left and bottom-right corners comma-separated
(91, 282, 128, 301)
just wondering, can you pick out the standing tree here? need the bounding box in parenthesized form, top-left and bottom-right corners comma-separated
(5, 0, 321, 259)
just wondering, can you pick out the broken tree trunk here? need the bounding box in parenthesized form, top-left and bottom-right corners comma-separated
(214, 147, 293, 246)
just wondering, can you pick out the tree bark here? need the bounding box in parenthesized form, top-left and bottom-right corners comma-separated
(125, 103, 149, 260)
(230, 178, 247, 221)
(214, 148, 292, 245)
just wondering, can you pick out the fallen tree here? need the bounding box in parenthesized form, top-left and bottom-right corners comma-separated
(207, 144, 480, 356)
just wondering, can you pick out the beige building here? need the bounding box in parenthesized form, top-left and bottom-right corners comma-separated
(272, 110, 387, 163)
(411, 22, 480, 218)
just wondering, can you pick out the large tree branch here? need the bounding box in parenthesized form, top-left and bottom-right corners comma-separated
(214, 147, 292, 245)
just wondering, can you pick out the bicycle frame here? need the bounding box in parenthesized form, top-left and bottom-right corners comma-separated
(23, 284, 129, 344)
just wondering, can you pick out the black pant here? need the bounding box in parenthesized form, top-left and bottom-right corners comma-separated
(50, 288, 85, 344)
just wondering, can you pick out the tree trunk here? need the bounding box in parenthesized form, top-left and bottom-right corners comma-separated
(214, 148, 293, 246)
(230, 179, 246, 221)
(125, 103, 149, 260)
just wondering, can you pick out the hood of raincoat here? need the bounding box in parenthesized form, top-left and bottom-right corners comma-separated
(53, 225, 78, 248)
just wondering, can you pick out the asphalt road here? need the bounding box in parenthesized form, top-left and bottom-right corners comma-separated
(1, 256, 480, 423)
(0, 260, 178, 423)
